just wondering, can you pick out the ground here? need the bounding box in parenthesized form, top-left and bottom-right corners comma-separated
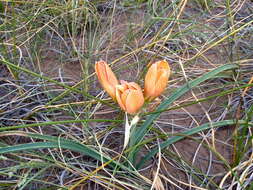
(0, 0, 253, 190)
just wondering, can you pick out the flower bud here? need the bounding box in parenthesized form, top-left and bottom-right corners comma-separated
(144, 60, 171, 101)
(116, 80, 144, 115)
(95, 60, 119, 100)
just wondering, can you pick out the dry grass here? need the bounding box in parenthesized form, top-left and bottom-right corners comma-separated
(0, 0, 253, 189)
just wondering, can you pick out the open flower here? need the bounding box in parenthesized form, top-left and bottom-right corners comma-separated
(95, 60, 119, 100)
(144, 60, 171, 101)
(116, 80, 144, 115)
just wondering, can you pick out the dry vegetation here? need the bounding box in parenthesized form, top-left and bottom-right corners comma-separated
(0, 0, 253, 189)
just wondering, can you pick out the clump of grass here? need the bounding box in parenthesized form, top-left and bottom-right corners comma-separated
(1, 0, 253, 189)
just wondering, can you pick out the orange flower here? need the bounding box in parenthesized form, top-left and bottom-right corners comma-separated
(116, 80, 144, 114)
(144, 60, 171, 101)
(95, 60, 119, 100)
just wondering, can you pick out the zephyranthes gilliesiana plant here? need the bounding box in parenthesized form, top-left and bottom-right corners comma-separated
(95, 60, 171, 149)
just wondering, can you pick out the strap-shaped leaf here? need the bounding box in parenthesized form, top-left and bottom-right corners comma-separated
(130, 64, 238, 163)
(136, 119, 252, 169)
(0, 132, 131, 172)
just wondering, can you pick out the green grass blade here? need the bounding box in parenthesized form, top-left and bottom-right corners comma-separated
(0, 139, 130, 186)
(132, 64, 238, 146)
(136, 119, 252, 169)
(0, 119, 122, 131)
(0, 131, 134, 173)
(0, 58, 116, 108)
(0, 140, 113, 166)
(146, 82, 253, 115)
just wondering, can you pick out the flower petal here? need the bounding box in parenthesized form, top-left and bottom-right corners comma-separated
(116, 85, 126, 111)
(105, 63, 119, 87)
(128, 82, 142, 91)
(157, 60, 170, 70)
(153, 71, 169, 98)
(95, 61, 106, 83)
(144, 60, 170, 101)
(95, 61, 119, 100)
(121, 89, 130, 107)
(144, 63, 157, 99)
(125, 88, 144, 114)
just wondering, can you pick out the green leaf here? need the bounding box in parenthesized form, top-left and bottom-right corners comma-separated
(0, 119, 122, 131)
(137, 119, 252, 169)
(0, 132, 131, 172)
(0, 2, 4, 13)
(133, 64, 238, 145)
(130, 64, 239, 164)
